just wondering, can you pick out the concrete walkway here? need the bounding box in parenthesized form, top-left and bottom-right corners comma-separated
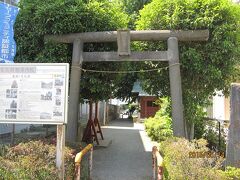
(92, 118, 153, 180)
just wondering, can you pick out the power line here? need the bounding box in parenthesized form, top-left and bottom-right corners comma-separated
(74, 63, 181, 74)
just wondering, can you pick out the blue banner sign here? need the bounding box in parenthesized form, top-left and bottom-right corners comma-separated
(0, 2, 19, 63)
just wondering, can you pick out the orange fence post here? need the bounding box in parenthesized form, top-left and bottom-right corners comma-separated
(75, 144, 93, 180)
(152, 146, 163, 180)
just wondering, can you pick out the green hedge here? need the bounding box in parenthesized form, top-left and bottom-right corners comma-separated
(145, 118, 173, 141)
(160, 138, 240, 180)
(144, 97, 173, 141)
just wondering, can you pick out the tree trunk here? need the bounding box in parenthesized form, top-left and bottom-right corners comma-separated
(186, 122, 194, 140)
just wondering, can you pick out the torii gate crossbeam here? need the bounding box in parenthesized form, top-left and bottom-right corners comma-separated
(46, 29, 209, 141)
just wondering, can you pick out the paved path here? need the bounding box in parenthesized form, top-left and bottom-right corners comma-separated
(92, 118, 153, 180)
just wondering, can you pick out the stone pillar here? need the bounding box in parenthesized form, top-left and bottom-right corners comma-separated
(66, 40, 83, 142)
(167, 37, 185, 138)
(226, 83, 240, 167)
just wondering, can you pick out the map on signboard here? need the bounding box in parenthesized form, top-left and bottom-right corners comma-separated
(0, 63, 69, 124)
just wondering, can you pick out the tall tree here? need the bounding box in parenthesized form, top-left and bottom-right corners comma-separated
(136, 0, 240, 139)
(14, 0, 129, 141)
(113, 0, 151, 29)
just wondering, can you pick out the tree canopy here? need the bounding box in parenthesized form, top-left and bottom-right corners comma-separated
(112, 0, 151, 29)
(14, 0, 129, 102)
(136, 0, 240, 138)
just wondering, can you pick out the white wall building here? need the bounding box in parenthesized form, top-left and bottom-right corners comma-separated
(207, 91, 230, 121)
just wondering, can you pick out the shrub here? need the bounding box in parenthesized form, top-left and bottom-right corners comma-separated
(127, 103, 139, 119)
(203, 120, 227, 152)
(0, 144, 9, 157)
(0, 140, 76, 179)
(221, 166, 240, 179)
(144, 97, 173, 141)
(145, 118, 173, 141)
(159, 137, 240, 179)
(160, 138, 225, 179)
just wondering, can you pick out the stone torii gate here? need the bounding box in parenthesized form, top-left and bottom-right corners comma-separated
(46, 29, 209, 141)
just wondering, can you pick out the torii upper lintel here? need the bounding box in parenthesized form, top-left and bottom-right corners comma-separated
(45, 29, 209, 43)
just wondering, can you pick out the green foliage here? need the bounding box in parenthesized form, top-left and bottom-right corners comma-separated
(0, 145, 9, 157)
(154, 98, 171, 117)
(221, 166, 240, 179)
(112, 0, 151, 29)
(202, 120, 226, 152)
(0, 140, 75, 179)
(160, 138, 225, 179)
(144, 97, 173, 141)
(128, 103, 138, 112)
(192, 107, 207, 139)
(145, 118, 173, 141)
(14, 0, 129, 101)
(136, 0, 240, 137)
(114, 0, 151, 14)
(112, 62, 139, 102)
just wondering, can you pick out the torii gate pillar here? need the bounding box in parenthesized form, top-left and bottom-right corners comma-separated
(66, 40, 83, 142)
(168, 37, 185, 137)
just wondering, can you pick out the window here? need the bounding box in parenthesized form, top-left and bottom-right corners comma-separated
(147, 101, 158, 107)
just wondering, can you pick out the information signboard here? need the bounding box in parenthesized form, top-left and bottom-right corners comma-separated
(0, 63, 69, 124)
